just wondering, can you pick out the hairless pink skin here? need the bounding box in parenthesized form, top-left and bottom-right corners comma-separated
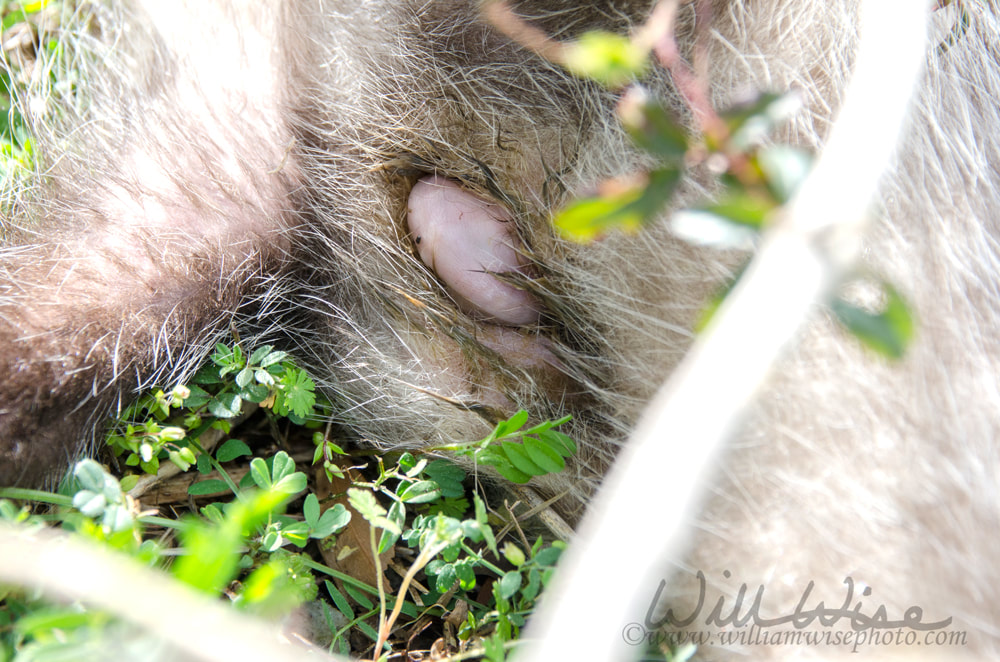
(407, 176, 542, 326)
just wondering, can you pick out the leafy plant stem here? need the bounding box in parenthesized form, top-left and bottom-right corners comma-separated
(460, 542, 504, 575)
(187, 438, 243, 498)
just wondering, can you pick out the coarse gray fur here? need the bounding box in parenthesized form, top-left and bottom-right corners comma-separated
(0, 0, 997, 658)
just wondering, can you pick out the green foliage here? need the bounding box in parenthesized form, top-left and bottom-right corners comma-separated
(0, 335, 369, 658)
(312, 430, 348, 481)
(106, 343, 322, 489)
(303, 493, 351, 539)
(556, 167, 681, 242)
(463, 535, 565, 646)
(0, 465, 319, 660)
(298, 416, 575, 656)
(553, 28, 914, 359)
(830, 279, 914, 359)
(563, 30, 649, 88)
(10, 335, 580, 658)
(172, 487, 294, 594)
(106, 386, 196, 477)
(436, 410, 576, 484)
(347, 485, 566, 650)
(0, 335, 578, 660)
(202, 343, 317, 423)
(70, 459, 134, 534)
(0, 66, 33, 181)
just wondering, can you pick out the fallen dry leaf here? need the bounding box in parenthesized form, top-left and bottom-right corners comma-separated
(315, 467, 395, 590)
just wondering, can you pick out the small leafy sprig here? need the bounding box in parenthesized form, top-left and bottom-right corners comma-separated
(437, 410, 577, 484)
(106, 385, 197, 476)
(70, 459, 136, 535)
(480, 536, 565, 643)
(196, 343, 317, 423)
(194, 450, 354, 556)
(106, 343, 322, 487)
(348, 482, 565, 659)
(492, 1, 915, 360)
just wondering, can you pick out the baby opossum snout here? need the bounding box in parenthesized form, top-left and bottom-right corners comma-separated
(406, 175, 542, 326)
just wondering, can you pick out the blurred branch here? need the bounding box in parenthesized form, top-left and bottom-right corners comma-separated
(0, 522, 346, 662)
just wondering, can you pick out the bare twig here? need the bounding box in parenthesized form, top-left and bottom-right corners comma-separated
(481, 1, 566, 64)
(0, 522, 346, 662)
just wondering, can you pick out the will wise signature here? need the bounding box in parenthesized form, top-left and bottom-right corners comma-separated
(645, 571, 952, 632)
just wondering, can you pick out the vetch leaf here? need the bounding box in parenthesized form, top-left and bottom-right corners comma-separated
(314, 503, 351, 538)
(344, 584, 374, 610)
(325, 581, 355, 621)
(493, 410, 528, 439)
(476, 448, 532, 484)
(377, 501, 405, 554)
(498, 571, 522, 600)
(208, 392, 242, 419)
(830, 283, 914, 359)
(216, 439, 251, 462)
(537, 429, 577, 457)
(523, 435, 565, 473)
(501, 441, 545, 477)
(474, 494, 498, 556)
(398, 480, 442, 504)
(523, 414, 572, 435)
(187, 479, 230, 496)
